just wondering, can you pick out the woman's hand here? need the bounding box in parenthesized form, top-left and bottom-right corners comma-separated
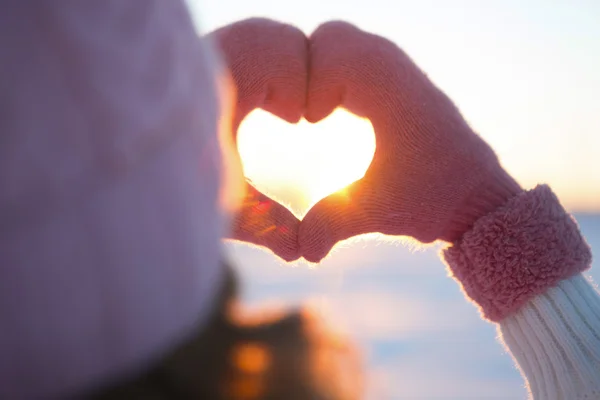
(300, 21, 521, 262)
(209, 19, 308, 261)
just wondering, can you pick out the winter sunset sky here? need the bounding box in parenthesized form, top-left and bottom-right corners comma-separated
(187, 0, 600, 212)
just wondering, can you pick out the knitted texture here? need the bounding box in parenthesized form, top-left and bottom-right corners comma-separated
(444, 185, 592, 322)
(209, 19, 308, 261)
(500, 274, 600, 399)
(0, 2, 225, 398)
(299, 21, 521, 262)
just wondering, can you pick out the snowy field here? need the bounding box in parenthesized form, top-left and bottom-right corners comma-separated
(226, 213, 600, 399)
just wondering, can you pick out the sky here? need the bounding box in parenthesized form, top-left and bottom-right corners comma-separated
(186, 0, 600, 213)
(183, 2, 600, 397)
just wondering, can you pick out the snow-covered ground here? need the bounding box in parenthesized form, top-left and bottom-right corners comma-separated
(226, 213, 600, 399)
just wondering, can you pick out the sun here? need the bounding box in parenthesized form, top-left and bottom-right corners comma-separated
(237, 109, 376, 216)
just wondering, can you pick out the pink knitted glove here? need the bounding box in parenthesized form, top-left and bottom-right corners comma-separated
(210, 19, 308, 261)
(299, 21, 522, 262)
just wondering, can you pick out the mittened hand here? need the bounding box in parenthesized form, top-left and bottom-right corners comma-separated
(299, 21, 521, 262)
(209, 19, 308, 262)
(211, 19, 521, 263)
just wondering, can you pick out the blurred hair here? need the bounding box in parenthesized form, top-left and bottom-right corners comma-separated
(88, 260, 362, 400)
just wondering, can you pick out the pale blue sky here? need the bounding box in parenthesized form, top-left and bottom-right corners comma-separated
(186, 2, 600, 396)
(188, 0, 600, 210)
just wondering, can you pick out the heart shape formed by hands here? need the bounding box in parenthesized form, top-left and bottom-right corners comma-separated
(237, 109, 375, 219)
(210, 18, 521, 263)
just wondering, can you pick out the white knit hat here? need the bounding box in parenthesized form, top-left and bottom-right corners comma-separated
(0, 1, 229, 397)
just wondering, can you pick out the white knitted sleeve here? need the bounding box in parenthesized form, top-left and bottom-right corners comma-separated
(499, 274, 600, 399)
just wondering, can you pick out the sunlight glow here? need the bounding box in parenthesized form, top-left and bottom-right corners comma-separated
(237, 109, 376, 216)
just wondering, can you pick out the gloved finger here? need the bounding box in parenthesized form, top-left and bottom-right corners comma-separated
(209, 19, 307, 260)
(209, 18, 308, 130)
(305, 21, 355, 123)
(306, 20, 389, 124)
(299, 178, 395, 263)
(227, 182, 300, 262)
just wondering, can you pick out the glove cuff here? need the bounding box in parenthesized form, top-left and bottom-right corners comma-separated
(443, 185, 592, 321)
